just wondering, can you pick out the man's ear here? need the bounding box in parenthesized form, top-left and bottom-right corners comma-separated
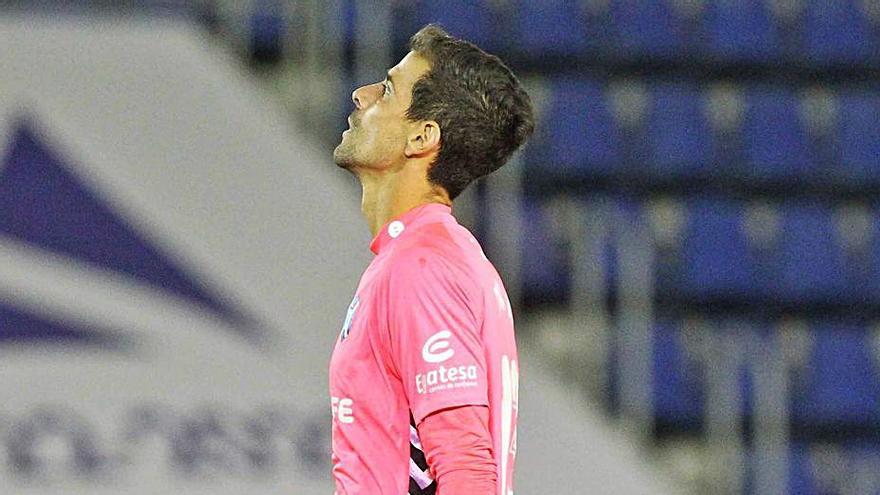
(404, 120, 441, 158)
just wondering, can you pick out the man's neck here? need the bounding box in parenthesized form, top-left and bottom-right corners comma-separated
(358, 167, 451, 238)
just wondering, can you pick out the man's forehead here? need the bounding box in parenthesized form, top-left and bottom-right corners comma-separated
(389, 51, 430, 83)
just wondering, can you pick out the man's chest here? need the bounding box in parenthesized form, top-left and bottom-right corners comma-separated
(329, 268, 391, 392)
(328, 271, 411, 433)
(334, 256, 386, 346)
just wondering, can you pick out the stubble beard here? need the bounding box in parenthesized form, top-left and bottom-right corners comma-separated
(333, 133, 360, 172)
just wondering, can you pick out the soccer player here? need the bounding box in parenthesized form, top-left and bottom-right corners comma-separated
(329, 24, 534, 495)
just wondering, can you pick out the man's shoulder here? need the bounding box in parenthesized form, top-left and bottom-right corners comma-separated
(393, 221, 467, 261)
(383, 222, 480, 284)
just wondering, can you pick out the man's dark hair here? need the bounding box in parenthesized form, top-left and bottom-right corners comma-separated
(407, 24, 535, 200)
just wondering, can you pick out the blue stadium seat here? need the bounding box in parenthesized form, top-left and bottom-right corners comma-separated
(403, 0, 498, 51)
(785, 444, 819, 495)
(651, 320, 880, 428)
(652, 320, 703, 422)
(701, 0, 780, 62)
(520, 198, 568, 301)
(650, 320, 760, 422)
(791, 323, 880, 424)
(512, 0, 606, 56)
(834, 207, 874, 304)
(803, 0, 877, 65)
(867, 208, 880, 300)
(742, 88, 814, 181)
(646, 83, 714, 177)
(679, 200, 760, 299)
(610, 0, 683, 57)
(530, 78, 620, 177)
(771, 206, 847, 303)
(838, 92, 880, 182)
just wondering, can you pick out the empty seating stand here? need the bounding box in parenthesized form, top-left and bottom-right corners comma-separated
(803, 0, 879, 65)
(392, 0, 499, 51)
(741, 88, 815, 182)
(525, 77, 621, 179)
(839, 92, 880, 183)
(647, 83, 714, 178)
(791, 322, 880, 425)
(528, 79, 880, 185)
(644, 319, 880, 433)
(702, 0, 781, 62)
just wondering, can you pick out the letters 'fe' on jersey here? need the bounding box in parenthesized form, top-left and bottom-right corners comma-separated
(329, 203, 519, 495)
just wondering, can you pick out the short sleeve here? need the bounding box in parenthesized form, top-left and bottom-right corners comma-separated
(385, 249, 488, 425)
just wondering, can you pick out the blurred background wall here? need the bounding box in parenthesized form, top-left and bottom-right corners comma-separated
(2, 1, 880, 494)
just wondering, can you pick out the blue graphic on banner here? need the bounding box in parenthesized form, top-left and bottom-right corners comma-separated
(0, 304, 132, 351)
(0, 119, 265, 343)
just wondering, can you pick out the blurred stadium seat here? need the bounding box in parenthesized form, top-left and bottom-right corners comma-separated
(647, 83, 714, 177)
(803, 0, 878, 64)
(773, 206, 847, 303)
(520, 198, 570, 302)
(528, 77, 621, 178)
(511, 0, 606, 56)
(679, 200, 758, 299)
(702, 0, 780, 62)
(396, 0, 498, 51)
(742, 87, 815, 181)
(792, 322, 880, 424)
(651, 319, 703, 423)
(839, 91, 880, 182)
(610, 0, 684, 58)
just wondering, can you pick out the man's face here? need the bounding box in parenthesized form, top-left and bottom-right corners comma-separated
(333, 51, 432, 172)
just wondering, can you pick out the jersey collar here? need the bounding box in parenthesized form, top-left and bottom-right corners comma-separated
(369, 202, 453, 255)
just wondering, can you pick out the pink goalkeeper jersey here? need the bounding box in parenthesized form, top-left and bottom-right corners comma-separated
(329, 203, 519, 495)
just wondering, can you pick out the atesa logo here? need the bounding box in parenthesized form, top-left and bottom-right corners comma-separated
(416, 364, 478, 395)
(421, 330, 454, 363)
(417, 331, 477, 394)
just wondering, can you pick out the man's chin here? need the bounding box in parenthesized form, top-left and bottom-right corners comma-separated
(332, 145, 356, 171)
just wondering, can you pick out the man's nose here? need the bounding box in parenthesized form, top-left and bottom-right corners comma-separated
(351, 83, 380, 109)
(351, 87, 364, 109)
